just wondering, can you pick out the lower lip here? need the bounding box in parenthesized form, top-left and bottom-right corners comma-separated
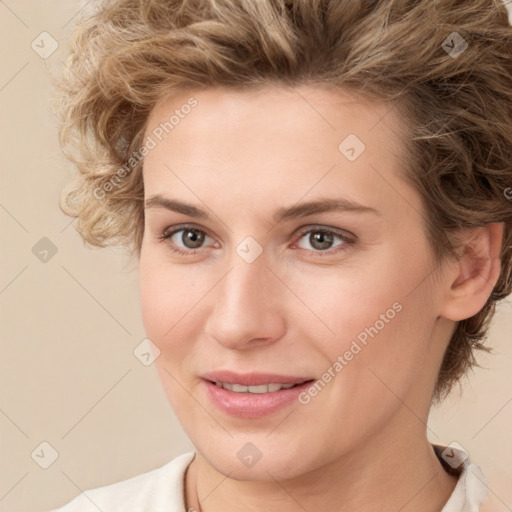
(202, 379, 315, 418)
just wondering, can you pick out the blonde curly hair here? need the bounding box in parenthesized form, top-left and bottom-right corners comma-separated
(54, 0, 512, 404)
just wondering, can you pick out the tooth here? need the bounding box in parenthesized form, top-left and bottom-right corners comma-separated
(247, 384, 269, 393)
(231, 383, 248, 392)
(280, 383, 295, 389)
(215, 381, 223, 387)
(267, 383, 282, 392)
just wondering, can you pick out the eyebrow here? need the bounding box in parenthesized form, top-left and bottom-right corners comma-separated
(144, 194, 381, 223)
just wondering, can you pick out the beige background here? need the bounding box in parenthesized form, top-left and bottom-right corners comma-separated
(0, 1, 511, 511)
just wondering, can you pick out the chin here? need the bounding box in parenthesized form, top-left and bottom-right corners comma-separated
(194, 436, 321, 482)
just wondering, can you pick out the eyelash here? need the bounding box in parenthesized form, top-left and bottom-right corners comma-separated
(157, 224, 356, 258)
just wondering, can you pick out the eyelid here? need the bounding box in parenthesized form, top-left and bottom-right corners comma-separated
(293, 224, 355, 241)
(160, 223, 214, 240)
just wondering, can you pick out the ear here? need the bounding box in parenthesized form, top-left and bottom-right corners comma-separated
(439, 223, 504, 322)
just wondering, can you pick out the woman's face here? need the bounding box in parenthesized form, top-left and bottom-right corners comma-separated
(139, 85, 453, 480)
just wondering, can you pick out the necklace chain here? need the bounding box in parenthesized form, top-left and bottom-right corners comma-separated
(187, 457, 203, 512)
(194, 479, 203, 512)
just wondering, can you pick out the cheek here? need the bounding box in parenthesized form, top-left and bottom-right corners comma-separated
(301, 250, 438, 394)
(285, 260, 406, 349)
(138, 249, 215, 371)
(139, 247, 192, 337)
(139, 257, 166, 337)
(139, 255, 202, 412)
(325, 285, 437, 424)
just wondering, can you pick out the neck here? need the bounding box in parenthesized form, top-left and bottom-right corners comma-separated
(184, 410, 457, 512)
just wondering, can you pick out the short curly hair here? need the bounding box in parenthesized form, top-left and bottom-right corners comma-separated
(54, 0, 512, 404)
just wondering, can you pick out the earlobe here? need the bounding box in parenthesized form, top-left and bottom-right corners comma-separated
(440, 223, 504, 322)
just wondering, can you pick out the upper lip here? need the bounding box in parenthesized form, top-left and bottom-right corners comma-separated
(201, 371, 315, 386)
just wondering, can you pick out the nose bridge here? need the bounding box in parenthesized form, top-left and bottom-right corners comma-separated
(206, 246, 283, 349)
(219, 249, 273, 319)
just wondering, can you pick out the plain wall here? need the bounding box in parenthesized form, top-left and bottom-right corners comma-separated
(1, 1, 511, 511)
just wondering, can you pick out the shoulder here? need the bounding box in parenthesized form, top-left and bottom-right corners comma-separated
(50, 451, 196, 512)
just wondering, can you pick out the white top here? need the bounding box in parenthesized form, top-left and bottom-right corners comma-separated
(51, 445, 490, 512)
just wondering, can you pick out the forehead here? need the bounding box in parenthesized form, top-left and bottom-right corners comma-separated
(142, 84, 417, 221)
(145, 84, 404, 152)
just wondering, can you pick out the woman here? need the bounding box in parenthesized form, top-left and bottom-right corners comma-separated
(52, 0, 512, 510)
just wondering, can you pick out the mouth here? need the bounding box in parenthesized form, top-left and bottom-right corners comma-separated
(201, 373, 317, 418)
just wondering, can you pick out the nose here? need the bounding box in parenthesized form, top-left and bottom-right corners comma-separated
(204, 250, 286, 351)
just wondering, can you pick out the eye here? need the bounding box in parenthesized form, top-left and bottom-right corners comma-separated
(293, 227, 353, 256)
(158, 225, 215, 255)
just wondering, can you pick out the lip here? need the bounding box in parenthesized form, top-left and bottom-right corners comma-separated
(201, 372, 316, 418)
(201, 370, 314, 386)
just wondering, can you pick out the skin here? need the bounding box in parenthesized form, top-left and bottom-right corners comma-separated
(138, 84, 503, 512)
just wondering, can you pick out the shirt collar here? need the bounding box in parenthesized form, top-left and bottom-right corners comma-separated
(433, 444, 489, 512)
